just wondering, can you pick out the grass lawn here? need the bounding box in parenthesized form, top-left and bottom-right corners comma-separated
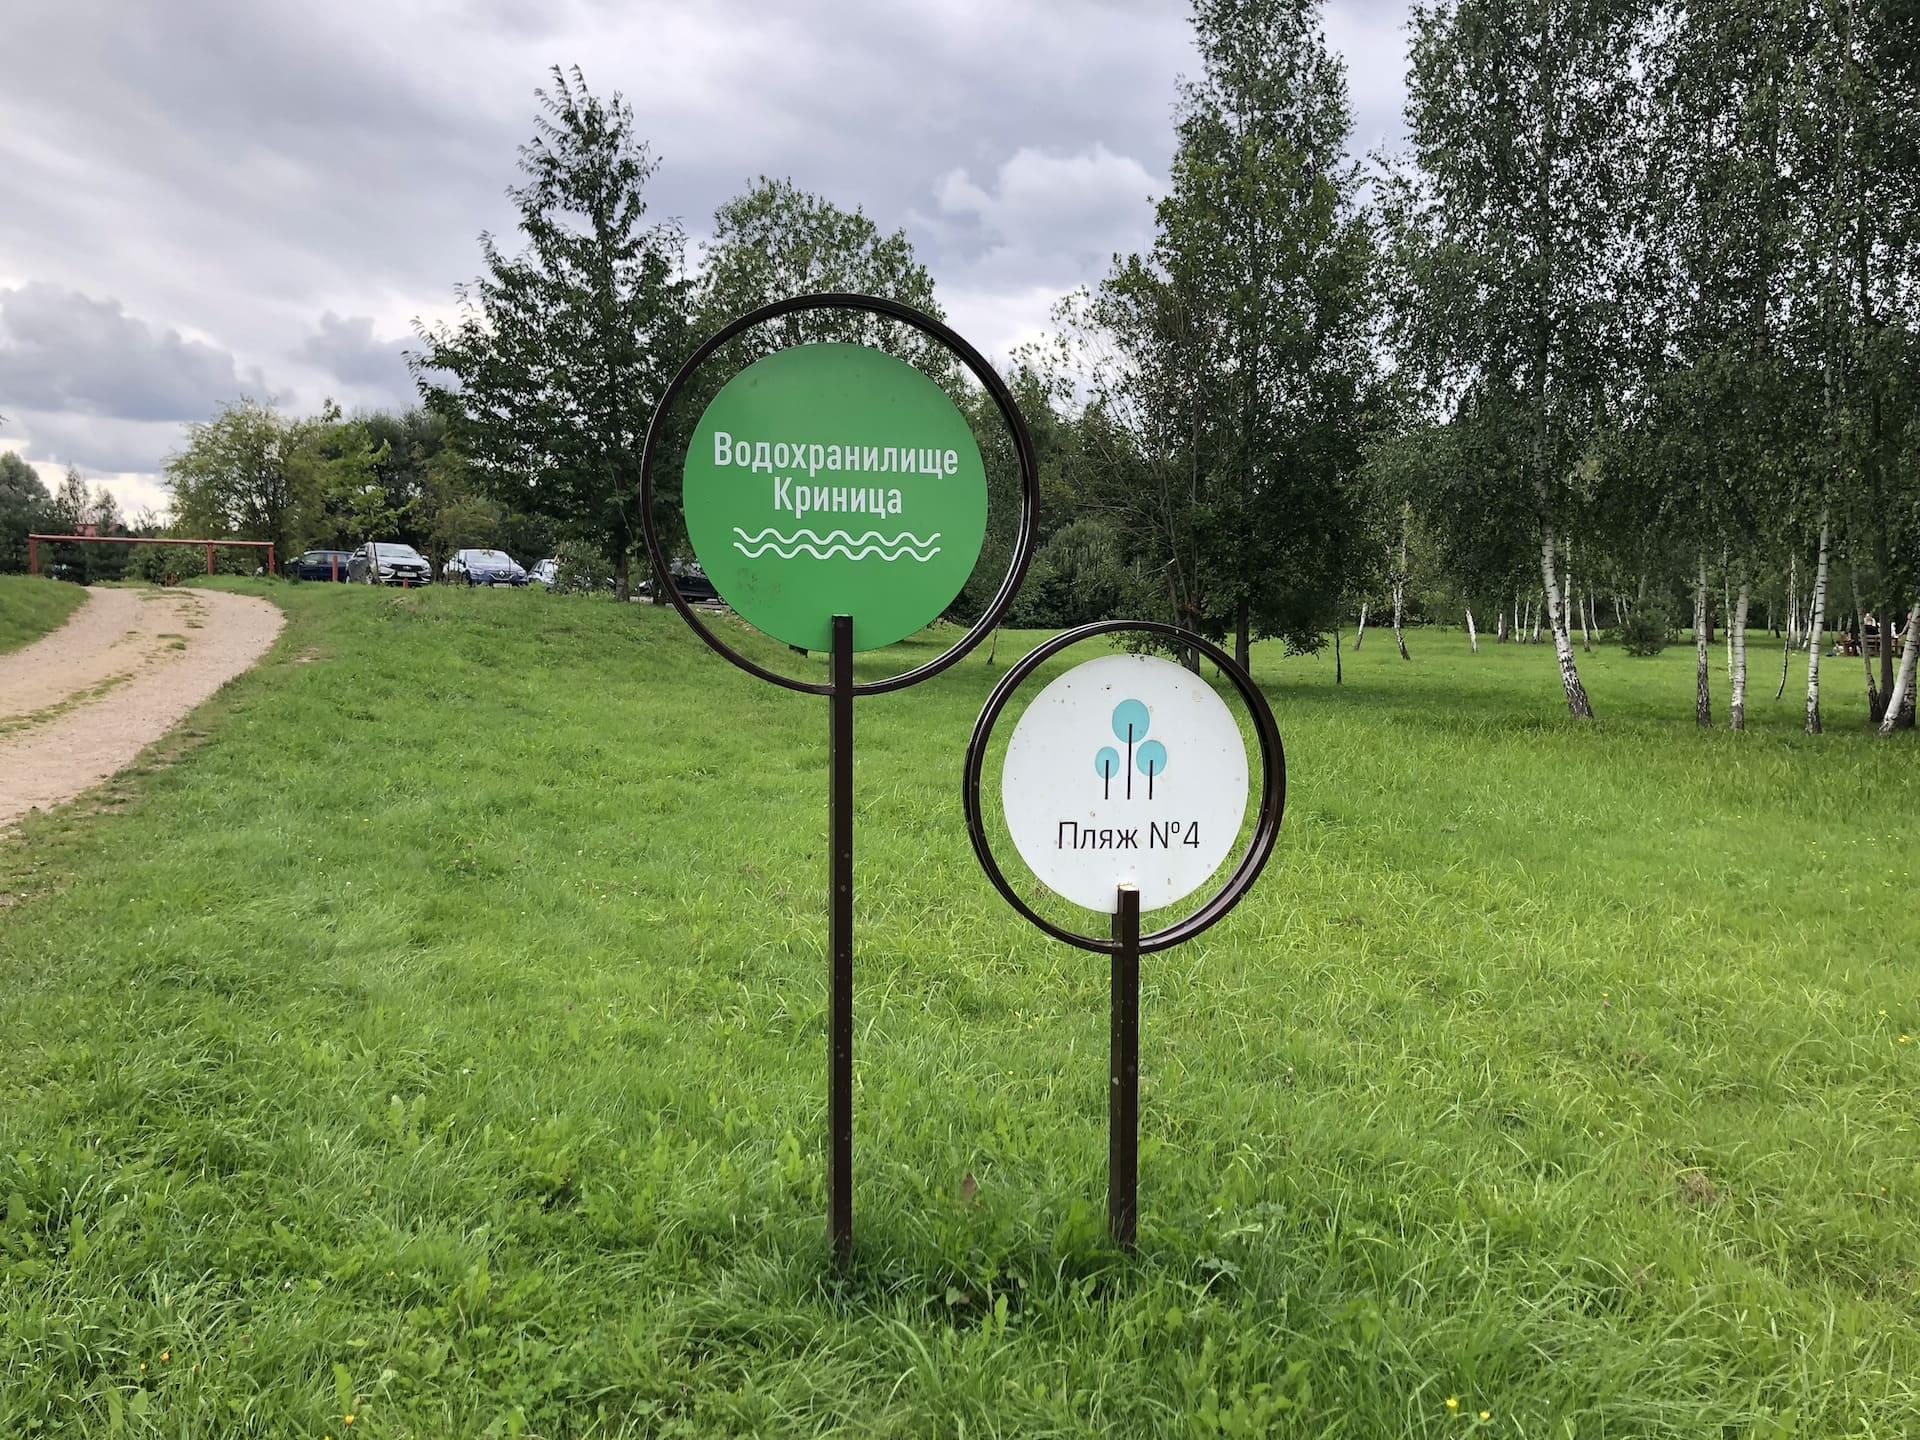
(0, 575, 88, 653)
(1, 580, 1915, 1438)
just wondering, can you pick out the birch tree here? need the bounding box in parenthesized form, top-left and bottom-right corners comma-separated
(1388, 0, 1647, 719)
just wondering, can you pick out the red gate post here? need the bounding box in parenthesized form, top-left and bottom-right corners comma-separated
(205, 544, 214, 575)
(267, 543, 277, 576)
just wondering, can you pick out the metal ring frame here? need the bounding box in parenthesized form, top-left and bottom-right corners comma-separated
(638, 292, 1039, 697)
(962, 620, 1287, 955)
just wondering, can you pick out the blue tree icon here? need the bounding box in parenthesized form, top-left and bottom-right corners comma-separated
(1136, 740, 1167, 799)
(1095, 746, 1121, 799)
(1111, 699, 1151, 799)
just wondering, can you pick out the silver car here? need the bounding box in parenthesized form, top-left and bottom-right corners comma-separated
(347, 541, 433, 586)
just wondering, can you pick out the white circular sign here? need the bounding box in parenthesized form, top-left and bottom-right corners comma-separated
(1000, 653, 1249, 914)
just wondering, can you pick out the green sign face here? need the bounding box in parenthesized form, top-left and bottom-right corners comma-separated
(682, 343, 988, 651)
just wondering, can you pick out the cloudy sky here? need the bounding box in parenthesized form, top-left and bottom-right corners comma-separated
(0, 0, 1413, 517)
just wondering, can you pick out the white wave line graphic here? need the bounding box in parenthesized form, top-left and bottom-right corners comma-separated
(733, 540, 943, 562)
(732, 527, 941, 548)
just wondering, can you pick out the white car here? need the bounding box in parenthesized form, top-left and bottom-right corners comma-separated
(527, 558, 560, 588)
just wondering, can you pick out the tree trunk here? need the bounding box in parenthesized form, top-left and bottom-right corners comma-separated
(614, 548, 632, 603)
(1354, 601, 1368, 650)
(1334, 624, 1343, 685)
(1849, 563, 1880, 721)
(1877, 599, 1919, 737)
(1723, 566, 1734, 680)
(1730, 578, 1751, 731)
(1784, 554, 1797, 647)
(1497, 605, 1509, 643)
(1879, 589, 1897, 714)
(1538, 507, 1594, 718)
(1392, 507, 1411, 661)
(1694, 554, 1712, 729)
(1775, 610, 1791, 701)
(1235, 595, 1250, 674)
(1805, 508, 1831, 735)
(1466, 607, 1479, 653)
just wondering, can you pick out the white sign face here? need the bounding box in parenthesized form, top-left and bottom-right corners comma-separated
(1001, 653, 1249, 914)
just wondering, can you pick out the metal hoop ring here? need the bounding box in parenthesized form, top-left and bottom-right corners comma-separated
(961, 620, 1286, 954)
(638, 293, 1039, 697)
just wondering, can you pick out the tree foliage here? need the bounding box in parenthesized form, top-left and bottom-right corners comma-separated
(415, 66, 689, 595)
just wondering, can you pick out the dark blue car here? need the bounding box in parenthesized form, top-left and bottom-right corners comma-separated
(288, 549, 353, 581)
(444, 548, 528, 587)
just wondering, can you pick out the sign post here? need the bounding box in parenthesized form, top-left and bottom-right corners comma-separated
(642, 293, 1037, 1264)
(963, 620, 1286, 1249)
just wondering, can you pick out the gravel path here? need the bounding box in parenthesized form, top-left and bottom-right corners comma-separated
(0, 586, 283, 831)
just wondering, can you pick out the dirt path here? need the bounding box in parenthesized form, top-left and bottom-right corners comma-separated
(0, 586, 283, 831)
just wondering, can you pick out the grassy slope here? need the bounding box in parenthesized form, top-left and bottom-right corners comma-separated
(0, 580, 1914, 1439)
(0, 575, 88, 653)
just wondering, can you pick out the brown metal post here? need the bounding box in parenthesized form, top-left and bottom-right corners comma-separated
(828, 613, 855, 1263)
(205, 544, 214, 575)
(1109, 883, 1141, 1250)
(27, 536, 37, 576)
(268, 544, 276, 575)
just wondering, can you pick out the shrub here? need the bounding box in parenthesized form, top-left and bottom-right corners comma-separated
(1620, 604, 1670, 656)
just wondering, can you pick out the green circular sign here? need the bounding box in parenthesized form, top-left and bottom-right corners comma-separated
(682, 343, 988, 651)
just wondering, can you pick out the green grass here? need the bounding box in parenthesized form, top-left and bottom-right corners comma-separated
(0, 574, 87, 653)
(1, 581, 1915, 1438)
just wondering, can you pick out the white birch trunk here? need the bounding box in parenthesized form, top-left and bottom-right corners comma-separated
(1694, 554, 1712, 728)
(1354, 601, 1368, 650)
(1878, 598, 1919, 737)
(1723, 567, 1734, 680)
(1538, 512, 1594, 717)
(1730, 579, 1751, 731)
(1805, 508, 1831, 735)
(1392, 507, 1411, 661)
(1466, 607, 1479, 653)
(1775, 593, 1792, 700)
(1785, 554, 1798, 648)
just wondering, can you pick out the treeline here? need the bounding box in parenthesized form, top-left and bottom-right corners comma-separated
(10, 0, 1914, 734)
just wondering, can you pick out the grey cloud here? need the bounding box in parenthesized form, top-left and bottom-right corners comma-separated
(0, 284, 261, 422)
(7, 411, 187, 478)
(0, 0, 1412, 493)
(298, 313, 417, 411)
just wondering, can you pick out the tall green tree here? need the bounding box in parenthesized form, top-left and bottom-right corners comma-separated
(0, 451, 50, 573)
(696, 178, 949, 376)
(165, 398, 305, 558)
(415, 67, 690, 597)
(1790, 0, 1920, 732)
(1077, 0, 1378, 667)
(1388, 0, 1649, 718)
(1635, 0, 1806, 730)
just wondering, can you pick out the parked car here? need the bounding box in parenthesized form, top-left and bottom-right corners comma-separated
(640, 560, 721, 605)
(526, 558, 559, 588)
(287, 549, 353, 582)
(347, 541, 433, 586)
(444, 548, 528, 587)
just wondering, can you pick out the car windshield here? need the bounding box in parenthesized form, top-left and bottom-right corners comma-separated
(377, 546, 424, 561)
(466, 551, 512, 564)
